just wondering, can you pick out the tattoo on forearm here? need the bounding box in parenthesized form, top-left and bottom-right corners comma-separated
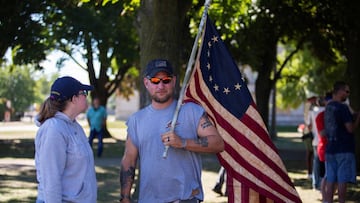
(120, 166, 135, 188)
(196, 137, 209, 147)
(201, 112, 213, 129)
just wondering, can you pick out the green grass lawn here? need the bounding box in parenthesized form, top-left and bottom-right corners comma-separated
(1, 121, 359, 203)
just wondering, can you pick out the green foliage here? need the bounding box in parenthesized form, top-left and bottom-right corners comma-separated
(189, 0, 251, 41)
(276, 43, 346, 109)
(0, 65, 36, 119)
(195, 0, 353, 113)
(1, 0, 141, 105)
(42, 0, 139, 103)
(32, 73, 59, 104)
(111, 60, 139, 100)
(0, 0, 51, 68)
(47, 0, 138, 61)
(2, 0, 359, 114)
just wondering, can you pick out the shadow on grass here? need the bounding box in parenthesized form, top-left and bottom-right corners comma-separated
(96, 166, 122, 202)
(2, 134, 360, 202)
(290, 175, 360, 202)
(284, 160, 360, 202)
(0, 163, 37, 202)
(5, 197, 37, 203)
(0, 139, 35, 158)
(0, 138, 220, 202)
(96, 139, 125, 158)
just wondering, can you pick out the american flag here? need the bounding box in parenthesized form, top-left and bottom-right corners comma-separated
(184, 15, 301, 203)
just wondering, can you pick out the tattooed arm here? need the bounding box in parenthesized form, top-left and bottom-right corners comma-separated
(161, 112, 223, 153)
(184, 112, 224, 153)
(119, 136, 138, 203)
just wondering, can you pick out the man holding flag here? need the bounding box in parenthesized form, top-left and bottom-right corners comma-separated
(120, 0, 301, 201)
(119, 59, 224, 203)
(184, 14, 301, 203)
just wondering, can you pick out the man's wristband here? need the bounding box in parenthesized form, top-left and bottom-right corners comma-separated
(119, 194, 131, 202)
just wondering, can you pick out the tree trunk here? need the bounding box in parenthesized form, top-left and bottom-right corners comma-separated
(255, 68, 272, 129)
(85, 32, 111, 137)
(255, 41, 277, 132)
(134, 1, 192, 199)
(137, 0, 191, 108)
(344, 31, 360, 171)
(270, 78, 277, 139)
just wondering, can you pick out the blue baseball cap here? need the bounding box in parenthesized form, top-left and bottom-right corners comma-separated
(144, 59, 174, 78)
(50, 76, 93, 102)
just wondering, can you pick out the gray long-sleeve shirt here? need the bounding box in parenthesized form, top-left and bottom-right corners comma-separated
(35, 112, 97, 203)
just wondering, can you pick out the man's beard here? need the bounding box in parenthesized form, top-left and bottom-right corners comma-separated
(152, 93, 172, 103)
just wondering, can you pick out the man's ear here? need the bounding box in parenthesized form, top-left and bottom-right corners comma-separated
(143, 77, 149, 88)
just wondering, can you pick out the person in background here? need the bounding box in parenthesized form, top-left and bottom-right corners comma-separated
(309, 97, 325, 190)
(323, 81, 360, 203)
(87, 97, 107, 157)
(314, 93, 332, 200)
(4, 100, 12, 122)
(34, 76, 97, 203)
(212, 166, 227, 196)
(119, 59, 224, 203)
(303, 96, 317, 179)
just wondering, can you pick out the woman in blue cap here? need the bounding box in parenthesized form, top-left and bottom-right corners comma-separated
(34, 76, 97, 203)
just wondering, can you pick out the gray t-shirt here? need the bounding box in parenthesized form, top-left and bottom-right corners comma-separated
(127, 100, 204, 203)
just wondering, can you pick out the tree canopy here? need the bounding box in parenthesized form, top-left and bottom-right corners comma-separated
(0, 0, 50, 67)
(1, 0, 360, 164)
(1, 0, 359, 116)
(0, 65, 36, 120)
(43, 0, 139, 106)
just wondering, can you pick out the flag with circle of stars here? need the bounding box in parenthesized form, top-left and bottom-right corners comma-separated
(199, 28, 251, 119)
(184, 15, 301, 203)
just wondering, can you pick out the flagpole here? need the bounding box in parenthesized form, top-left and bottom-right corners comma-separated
(163, 0, 212, 158)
